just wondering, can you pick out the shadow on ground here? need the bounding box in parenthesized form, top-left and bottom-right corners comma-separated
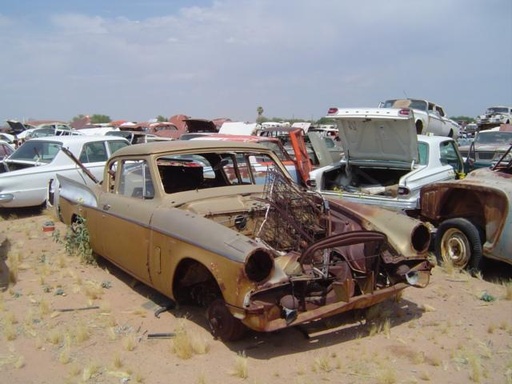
(94, 255, 426, 359)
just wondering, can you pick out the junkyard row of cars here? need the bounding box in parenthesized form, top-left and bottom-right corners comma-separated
(1, 103, 511, 341)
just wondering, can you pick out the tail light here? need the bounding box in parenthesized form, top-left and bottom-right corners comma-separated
(398, 108, 412, 116)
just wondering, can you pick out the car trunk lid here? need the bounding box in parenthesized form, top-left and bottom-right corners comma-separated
(327, 108, 418, 167)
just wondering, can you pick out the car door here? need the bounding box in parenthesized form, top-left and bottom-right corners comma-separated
(427, 103, 444, 135)
(92, 159, 153, 284)
(439, 140, 465, 178)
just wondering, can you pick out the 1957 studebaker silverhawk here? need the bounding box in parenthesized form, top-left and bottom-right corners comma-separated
(55, 140, 432, 340)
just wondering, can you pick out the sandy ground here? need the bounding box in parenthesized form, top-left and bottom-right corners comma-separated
(0, 210, 511, 384)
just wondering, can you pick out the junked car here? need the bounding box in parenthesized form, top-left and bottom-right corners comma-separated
(458, 125, 512, 171)
(378, 98, 460, 138)
(256, 126, 344, 167)
(0, 135, 129, 209)
(55, 140, 433, 341)
(476, 106, 512, 131)
(309, 108, 464, 214)
(0, 140, 15, 160)
(105, 130, 173, 144)
(420, 144, 512, 273)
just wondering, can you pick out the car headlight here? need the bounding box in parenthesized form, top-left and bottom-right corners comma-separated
(411, 224, 431, 254)
(244, 249, 274, 283)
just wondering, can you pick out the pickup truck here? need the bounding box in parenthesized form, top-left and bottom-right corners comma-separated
(379, 98, 460, 139)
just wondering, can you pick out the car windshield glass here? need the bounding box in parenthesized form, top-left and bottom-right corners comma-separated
(258, 141, 289, 161)
(476, 132, 512, 144)
(8, 141, 62, 163)
(488, 107, 508, 113)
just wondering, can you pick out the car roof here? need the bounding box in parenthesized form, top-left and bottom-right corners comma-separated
(112, 139, 268, 157)
(24, 135, 129, 144)
(417, 134, 455, 144)
(190, 133, 280, 143)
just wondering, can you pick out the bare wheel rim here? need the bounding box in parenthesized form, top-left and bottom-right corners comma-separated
(440, 228, 471, 268)
(206, 299, 246, 341)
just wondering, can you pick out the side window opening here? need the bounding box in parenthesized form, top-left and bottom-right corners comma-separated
(80, 142, 107, 163)
(439, 141, 462, 173)
(118, 160, 154, 199)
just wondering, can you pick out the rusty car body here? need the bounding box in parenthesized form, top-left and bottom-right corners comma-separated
(420, 144, 512, 272)
(56, 140, 432, 340)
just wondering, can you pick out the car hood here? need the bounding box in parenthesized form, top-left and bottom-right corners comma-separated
(333, 108, 418, 165)
(185, 119, 218, 133)
(6, 120, 30, 135)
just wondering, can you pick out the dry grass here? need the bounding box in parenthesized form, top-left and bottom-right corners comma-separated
(230, 351, 248, 379)
(82, 362, 100, 382)
(70, 321, 90, 344)
(375, 365, 396, 384)
(59, 348, 72, 365)
(83, 280, 104, 300)
(6, 251, 21, 284)
(502, 280, 512, 301)
(312, 353, 333, 373)
(170, 321, 210, 359)
(111, 353, 123, 369)
(122, 333, 137, 351)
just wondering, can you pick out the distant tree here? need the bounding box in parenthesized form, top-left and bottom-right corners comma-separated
(316, 117, 336, 125)
(256, 106, 264, 123)
(90, 114, 111, 124)
(71, 114, 87, 122)
(156, 115, 167, 122)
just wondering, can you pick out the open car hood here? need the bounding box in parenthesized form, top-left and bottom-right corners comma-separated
(6, 120, 31, 135)
(330, 108, 418, 164)
(184, 119, 218, 133)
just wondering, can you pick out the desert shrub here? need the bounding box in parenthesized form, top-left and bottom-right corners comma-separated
(53, 216, 94, 264)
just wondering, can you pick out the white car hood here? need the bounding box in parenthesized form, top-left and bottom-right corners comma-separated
(333, 108, 418, 164)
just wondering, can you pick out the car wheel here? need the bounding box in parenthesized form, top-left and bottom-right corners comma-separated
(435, 218, 483, 273)
(206, 299, 247, 342)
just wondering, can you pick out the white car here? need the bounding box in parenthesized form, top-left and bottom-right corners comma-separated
(476, 106, 512, 130)
(0, 140, 15, 160)
(309, 108, 464, 214)
(0, 135, 129, 208)
(378, 98, 460, 138)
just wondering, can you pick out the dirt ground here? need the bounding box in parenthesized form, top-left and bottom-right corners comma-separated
(0, 210, 511, 384)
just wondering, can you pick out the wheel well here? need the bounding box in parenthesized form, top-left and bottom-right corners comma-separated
(438, 190, 485, 232)
(173, 258, 222, 307)
(415, 120, 423, 134)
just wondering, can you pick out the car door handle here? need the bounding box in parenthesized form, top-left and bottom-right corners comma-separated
(103, 204, 111, 211)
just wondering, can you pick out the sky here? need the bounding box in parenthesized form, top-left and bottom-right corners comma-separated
(1, 0, 511, 124)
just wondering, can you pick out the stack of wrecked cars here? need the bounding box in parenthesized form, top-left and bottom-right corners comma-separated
(54, 140, 433, 341)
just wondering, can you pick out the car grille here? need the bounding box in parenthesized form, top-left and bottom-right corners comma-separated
(476, 151, 495, 160)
